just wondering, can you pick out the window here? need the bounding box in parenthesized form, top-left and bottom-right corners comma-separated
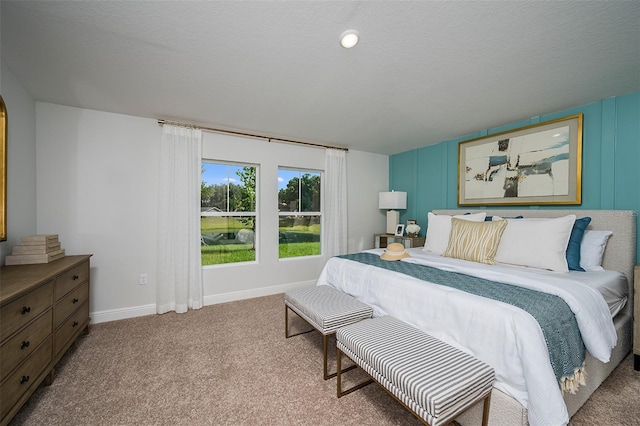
(278, 168, 321, 259)
(201, 162, 257, 266)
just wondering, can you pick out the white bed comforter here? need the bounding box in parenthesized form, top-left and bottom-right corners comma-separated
(316, 249, 618, 426)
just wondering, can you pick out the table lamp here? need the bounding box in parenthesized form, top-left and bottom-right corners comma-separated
(379, 191, 407, 234)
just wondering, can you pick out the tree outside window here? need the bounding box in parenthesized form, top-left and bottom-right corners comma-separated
(200, 162, 257, 266)
(278, 169, 321, 259)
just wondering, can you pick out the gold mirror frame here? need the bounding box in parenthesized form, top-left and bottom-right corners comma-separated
(1, 95, 6, 241)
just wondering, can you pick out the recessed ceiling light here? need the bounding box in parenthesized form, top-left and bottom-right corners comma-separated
(340, 30, 359, 48)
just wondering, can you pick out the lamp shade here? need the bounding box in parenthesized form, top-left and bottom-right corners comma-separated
(379, 191, 407, 210)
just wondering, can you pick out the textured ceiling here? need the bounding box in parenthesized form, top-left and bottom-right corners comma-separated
(2, 1, 639, 155)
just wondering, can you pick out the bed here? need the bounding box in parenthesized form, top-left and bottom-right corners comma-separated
(317, 209, 636, 426)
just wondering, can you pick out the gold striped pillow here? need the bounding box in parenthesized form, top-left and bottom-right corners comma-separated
(444, 218, 508, 264)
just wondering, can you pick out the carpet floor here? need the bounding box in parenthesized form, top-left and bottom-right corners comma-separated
(9, 294, 639, 426)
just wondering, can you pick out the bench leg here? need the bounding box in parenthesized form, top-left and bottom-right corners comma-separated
(336, 348, 373, 397)
(324, 334, 332, 379)
(481, 392, 492, 426)
(285, 303, 288, 338)
(284, 304, 314, 339)
(324, 334, 357, 380)
(284, 304, 356, 380)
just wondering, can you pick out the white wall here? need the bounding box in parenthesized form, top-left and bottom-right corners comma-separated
(347, 150, 390, 252)
(34, 102, 388, 323)
(200, 132, 327, 301)
(199, 132, 389, 303)
(35, 103, 160, 321)
(0, 64, 37, 264)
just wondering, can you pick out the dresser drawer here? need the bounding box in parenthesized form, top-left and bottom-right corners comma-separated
(0, 310, 52, 382)
(0, 338, 52, 422)
(55, 261, 89, 301)
(55, 282, 89, 328)
(54, 301, 89, 356)
(0, 282, 53, 342)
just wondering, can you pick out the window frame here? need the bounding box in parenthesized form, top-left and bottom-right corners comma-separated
(200, 160, 259, 268)
(277, 167, 323, 260)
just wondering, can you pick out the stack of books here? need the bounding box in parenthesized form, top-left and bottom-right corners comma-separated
(5, 234, 66, 265)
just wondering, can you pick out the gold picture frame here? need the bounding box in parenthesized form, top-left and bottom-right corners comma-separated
(458, 114, 582, 206)
(0, 95, 6, 241)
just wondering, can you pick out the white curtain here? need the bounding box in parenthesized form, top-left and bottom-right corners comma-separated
(323, 149, 348, 258)
(156, 124, 203, 314)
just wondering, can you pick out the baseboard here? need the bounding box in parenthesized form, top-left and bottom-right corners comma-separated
(89, 280, 316, 324)
(90, 303, 157, 324)
(203, 280, 315, 305)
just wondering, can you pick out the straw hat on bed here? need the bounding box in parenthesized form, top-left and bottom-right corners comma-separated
(380, 243, 411, 261)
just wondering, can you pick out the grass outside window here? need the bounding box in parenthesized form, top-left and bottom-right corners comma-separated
(201, 216, 255, 265)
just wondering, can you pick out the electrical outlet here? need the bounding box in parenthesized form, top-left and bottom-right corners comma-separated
(139, 274, 148, 285)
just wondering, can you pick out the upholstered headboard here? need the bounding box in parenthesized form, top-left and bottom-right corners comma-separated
(433, 209, 637, 316)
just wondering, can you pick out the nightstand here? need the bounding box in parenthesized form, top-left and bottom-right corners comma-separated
(374, 234, 425, 249)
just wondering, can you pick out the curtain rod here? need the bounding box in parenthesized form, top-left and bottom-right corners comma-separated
(157, 119, 348, 152)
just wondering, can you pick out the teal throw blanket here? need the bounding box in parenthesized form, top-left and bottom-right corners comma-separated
(338, 252, 585, 388)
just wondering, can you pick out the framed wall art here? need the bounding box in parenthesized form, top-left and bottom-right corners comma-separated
(458, 114, 582, 206)
(1, 95, 6, 241)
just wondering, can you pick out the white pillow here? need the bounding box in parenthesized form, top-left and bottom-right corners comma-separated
(494, 214, 576, 272)
(423, 212, 486, 255)
(579, 230, 613, 271)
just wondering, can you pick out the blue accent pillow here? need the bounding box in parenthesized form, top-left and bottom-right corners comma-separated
(566, 217, 591, 271)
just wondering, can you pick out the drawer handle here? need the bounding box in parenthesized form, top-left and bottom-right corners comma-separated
(73, 321, 79, 327)
(73, 274, 79, 280)
(21, 306, 31, 315)
(20, 375, 30, 384)
(73, 298, 79, 304)
(20, 340, 30, 350)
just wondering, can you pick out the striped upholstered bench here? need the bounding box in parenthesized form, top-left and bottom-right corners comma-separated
(285, 285, 373, 380)
(336, 316, 495, 426)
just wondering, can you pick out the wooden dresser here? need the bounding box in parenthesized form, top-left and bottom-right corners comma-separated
(0, 255, 91, 426)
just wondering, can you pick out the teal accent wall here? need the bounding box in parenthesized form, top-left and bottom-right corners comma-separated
(389, 91, 640, 262)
